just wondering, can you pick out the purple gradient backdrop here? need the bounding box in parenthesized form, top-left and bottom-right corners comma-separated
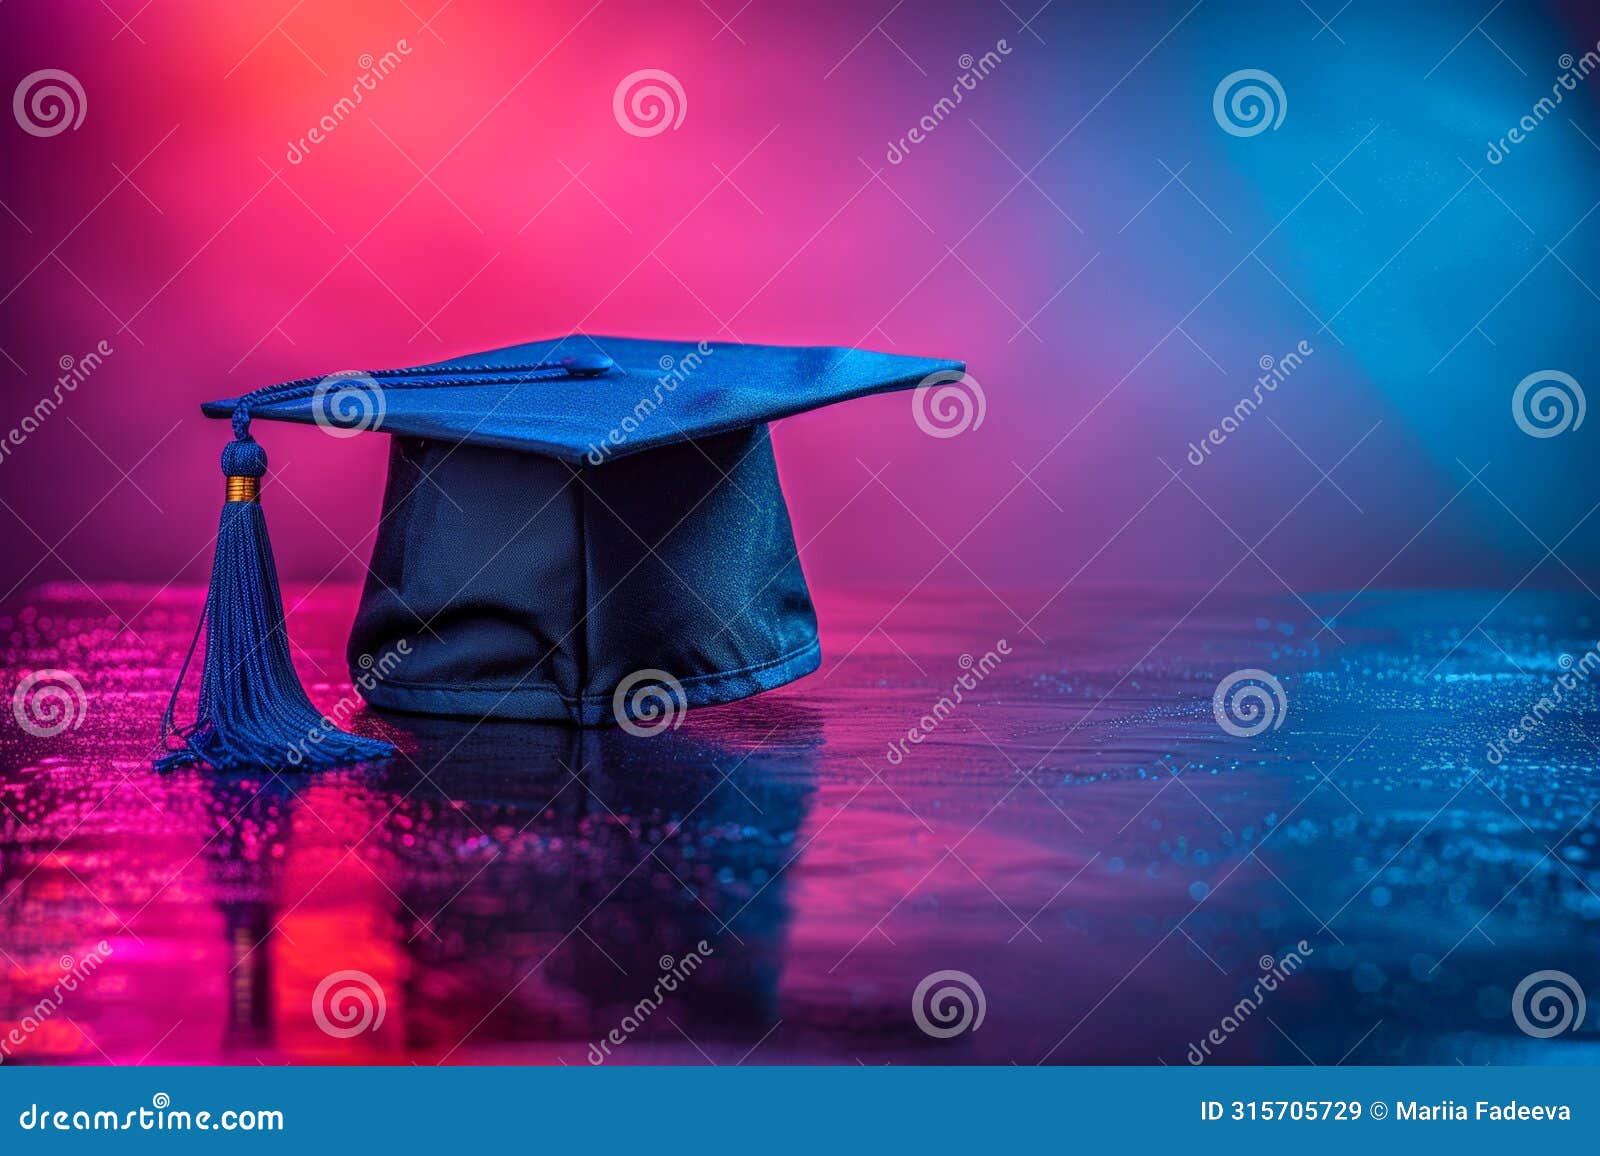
(2, 0, 1597, 603)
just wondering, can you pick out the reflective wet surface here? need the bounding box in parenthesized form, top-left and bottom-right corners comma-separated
(1, 584, 1596, 1064)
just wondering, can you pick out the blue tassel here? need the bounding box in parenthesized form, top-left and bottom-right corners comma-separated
(156, 433, 396, 772)
(155, 352, 613, 772)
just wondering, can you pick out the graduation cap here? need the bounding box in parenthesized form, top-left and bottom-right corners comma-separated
(158, 335, 964, 772)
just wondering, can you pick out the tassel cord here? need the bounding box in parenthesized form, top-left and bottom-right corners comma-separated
(232, 359, 607, 437)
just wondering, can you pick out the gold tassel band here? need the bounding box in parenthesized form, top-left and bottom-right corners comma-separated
(225, 476, 261, 502)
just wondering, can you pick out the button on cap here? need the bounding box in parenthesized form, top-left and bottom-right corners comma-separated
(560, 352, 615, 377)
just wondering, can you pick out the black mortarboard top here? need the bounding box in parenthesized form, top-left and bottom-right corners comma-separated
(158, 335, 964, 773)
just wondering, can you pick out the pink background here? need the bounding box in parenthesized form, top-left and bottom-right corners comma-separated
(3, 0, 1596, 602)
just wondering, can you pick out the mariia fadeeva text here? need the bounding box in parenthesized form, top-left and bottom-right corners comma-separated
(1394, 1100, 1572, 1121)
